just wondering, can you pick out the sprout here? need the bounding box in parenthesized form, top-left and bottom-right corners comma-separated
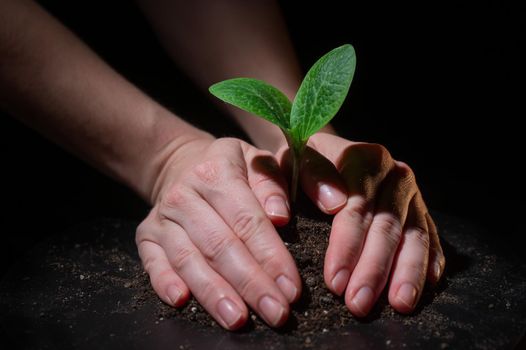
(210, 44, 356, 203)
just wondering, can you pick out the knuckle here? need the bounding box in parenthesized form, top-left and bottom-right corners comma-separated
(375, 214, 402, 247)
(141, 253, 158, 274)
(192, 159, 224, 185)
(135, 210, 158, 245)
(170, 246, 198, 271)
(342, 209, 372, 236)
(257, 247, 284, 273)
(232, 212, 266, 243)
(394, 161, 416, 184)
(345, 197, 371, 221)
(339, 142, 394, 177)
(198, 276, 223, 302)
(373, 143, 391, 159)
(410, 227, 430, 250)
(201, 232, 238, 263)
(368, 143, 392, 168)
(162, 186, 189, 209)
(350, 143, 394, 176)
(395, 160, 411, 172)
(135, 221, 149, 245)
(345, 206, 364, 224)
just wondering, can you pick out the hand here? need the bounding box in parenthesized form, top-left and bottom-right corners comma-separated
(277, 132, 445, 316)
(136, 137, 301, 330)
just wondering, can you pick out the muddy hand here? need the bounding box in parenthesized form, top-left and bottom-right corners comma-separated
(136, 137, 301, 330)
(279, 132, 445, 316)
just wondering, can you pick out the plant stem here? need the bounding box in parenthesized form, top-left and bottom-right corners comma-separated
(289, 140, 307, 206)
(290, 146, 301, 205)
(283, 131, 306, 208)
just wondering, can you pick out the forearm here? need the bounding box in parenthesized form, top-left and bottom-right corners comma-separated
(136, 0, 304, 152)
(0, 0, 211, 201)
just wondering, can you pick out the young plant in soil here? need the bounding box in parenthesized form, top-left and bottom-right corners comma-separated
(209, 44, 356, 203)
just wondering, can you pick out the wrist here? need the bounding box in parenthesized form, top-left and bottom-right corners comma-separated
(129, 106, 215, 204)
(148, 135, 215, 205)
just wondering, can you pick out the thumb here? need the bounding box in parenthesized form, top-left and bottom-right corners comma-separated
(247, 149, 291, 227)
(300, 147, 348, 214)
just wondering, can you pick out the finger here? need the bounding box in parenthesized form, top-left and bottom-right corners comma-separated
(344, 164, 417, 317)
(324, 144, 394, 296)
(324, 195, 373, 295)
(160, 186, 290, 327)
(136, 238, 190, 307)
(245, 147, 291, 227)
(154, 219, 249, 330)
(136, 214, 190, 307)
(300, 147, 348, 214)
(388, 194, 429, 313)
(193, 146, 301, 304)
(426, 213, 446, 284)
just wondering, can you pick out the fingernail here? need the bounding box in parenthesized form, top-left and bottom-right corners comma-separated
(265, 195, 289, 218)
(259, 295, 286, 327)
(276, 275, 298, 303)
(351, 286, 374, 316)
(396, 283, 417, 309)
(318, 183, 347, 212)
(331, 269, 350, 295)
(217, 298, 243, 329)
(167, 285, 182, 306)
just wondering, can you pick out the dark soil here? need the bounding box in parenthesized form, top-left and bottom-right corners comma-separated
(1, 210, 526, 349)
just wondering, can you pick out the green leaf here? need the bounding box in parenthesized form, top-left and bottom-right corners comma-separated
(290, 44, 356, 141)
(209, 78, 292, 131)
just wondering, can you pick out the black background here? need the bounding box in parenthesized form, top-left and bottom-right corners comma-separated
(1, 1, 525, 276)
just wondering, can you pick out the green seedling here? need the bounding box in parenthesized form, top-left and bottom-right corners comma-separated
(209, 44, 356, 203)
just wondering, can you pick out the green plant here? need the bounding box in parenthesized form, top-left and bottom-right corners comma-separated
(209, 44, 356, 203)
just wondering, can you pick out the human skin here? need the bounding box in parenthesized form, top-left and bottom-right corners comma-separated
(0, 0, 445, 330)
